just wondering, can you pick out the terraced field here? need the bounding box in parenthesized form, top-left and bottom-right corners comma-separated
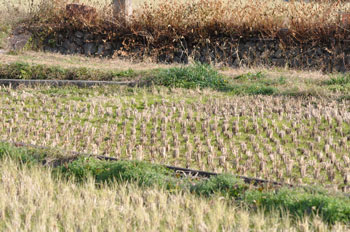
(1, 83, 349, 191)
(2, 0, 350, 229)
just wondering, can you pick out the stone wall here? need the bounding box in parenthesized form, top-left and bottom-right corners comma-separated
(42, 30, 350, 73)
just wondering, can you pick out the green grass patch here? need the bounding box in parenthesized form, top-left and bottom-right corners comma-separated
(56, 157, 182, 190)
(150, 63, 230, 91)
(0, 62, 137, 81)
(150, 64, 278, 95)
(245, 188, 350, 224)
(324, 74, 350, 85)
(229, 84, 278, 95)
(0, 142, 48, 164)
(323, 74, 350, 94)
(190, 174, 248, 198)
(0, 61, 281, 95)
(234, 71, 266, 81)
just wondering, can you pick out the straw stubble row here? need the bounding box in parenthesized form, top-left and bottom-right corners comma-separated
(0, 86, 349, 191)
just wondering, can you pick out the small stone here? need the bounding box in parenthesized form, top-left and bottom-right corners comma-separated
(8, 31, 32, 51)
(84, 43, 97, 56)
(73, 37, 83, 46)
(97, 44, 104, 56)
(63, 40, 77, 53)
(271, 58, 285, 67)
(345, 55, 350, 65)
(104, 42, 112, 50)
(75, 31, 84, 38)
(274, 49, 283, 58)
(84, 33, 94, 42)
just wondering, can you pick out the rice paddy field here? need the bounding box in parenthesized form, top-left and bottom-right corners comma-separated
(1, 0, 350, 230)
(0, 79, 349, 189)
(1, 63, 350, 230)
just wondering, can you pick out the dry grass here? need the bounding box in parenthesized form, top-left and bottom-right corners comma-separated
(1, 0, 350, 68)
(2, 0, 350, 41)
(0, 158, 348, 231)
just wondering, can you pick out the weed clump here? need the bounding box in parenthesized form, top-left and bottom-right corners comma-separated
(57, 157, 180, 189)
(0, 142, 47, 164)
(324, 74, 350, 85)
(151, 63, 278, 95)
(229, 84, 278, 95)
(190, 174, 248, 198)
(245, 188, 350, 224)
(151, 63, 229, 91)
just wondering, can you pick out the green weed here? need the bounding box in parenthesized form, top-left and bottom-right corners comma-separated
(229, 84, 278, 95)
(324, 75, 350, 85)
(151, 63, 229, 91)
(234, 71, 265, 81)
(56, 157, 181, 189)
(0, 142, 48, 165)
(190, 174, 248, 198)
(245, 188, 350, 224)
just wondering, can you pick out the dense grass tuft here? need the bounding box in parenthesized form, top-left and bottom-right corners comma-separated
(57, 157, 181, 189)
(245, 188, 350, 224)
(0, 142, 48, 164)
(190, 174, 248, 198)
(229, 84, 278, 95)
(151, 63, 229, 91)
(324, 75, 350, 85)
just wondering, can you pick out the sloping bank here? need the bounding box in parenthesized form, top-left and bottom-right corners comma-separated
(0, 141, 349, 225)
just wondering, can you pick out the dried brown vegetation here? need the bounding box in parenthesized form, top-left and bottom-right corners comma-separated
(1, 0, 350, 70)
(2, 158, 348, 231)
(2, 0, 350, 50)
(29, 0, 350, 41)
(65, 4, 98, 24)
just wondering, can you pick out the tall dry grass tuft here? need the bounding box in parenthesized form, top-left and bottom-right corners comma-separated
(2, 0, 350, 44)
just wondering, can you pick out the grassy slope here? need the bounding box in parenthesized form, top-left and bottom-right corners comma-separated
(0, 51, 339, 97)
(0, 141, 350, 228)
(5, 158, 346, 232)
